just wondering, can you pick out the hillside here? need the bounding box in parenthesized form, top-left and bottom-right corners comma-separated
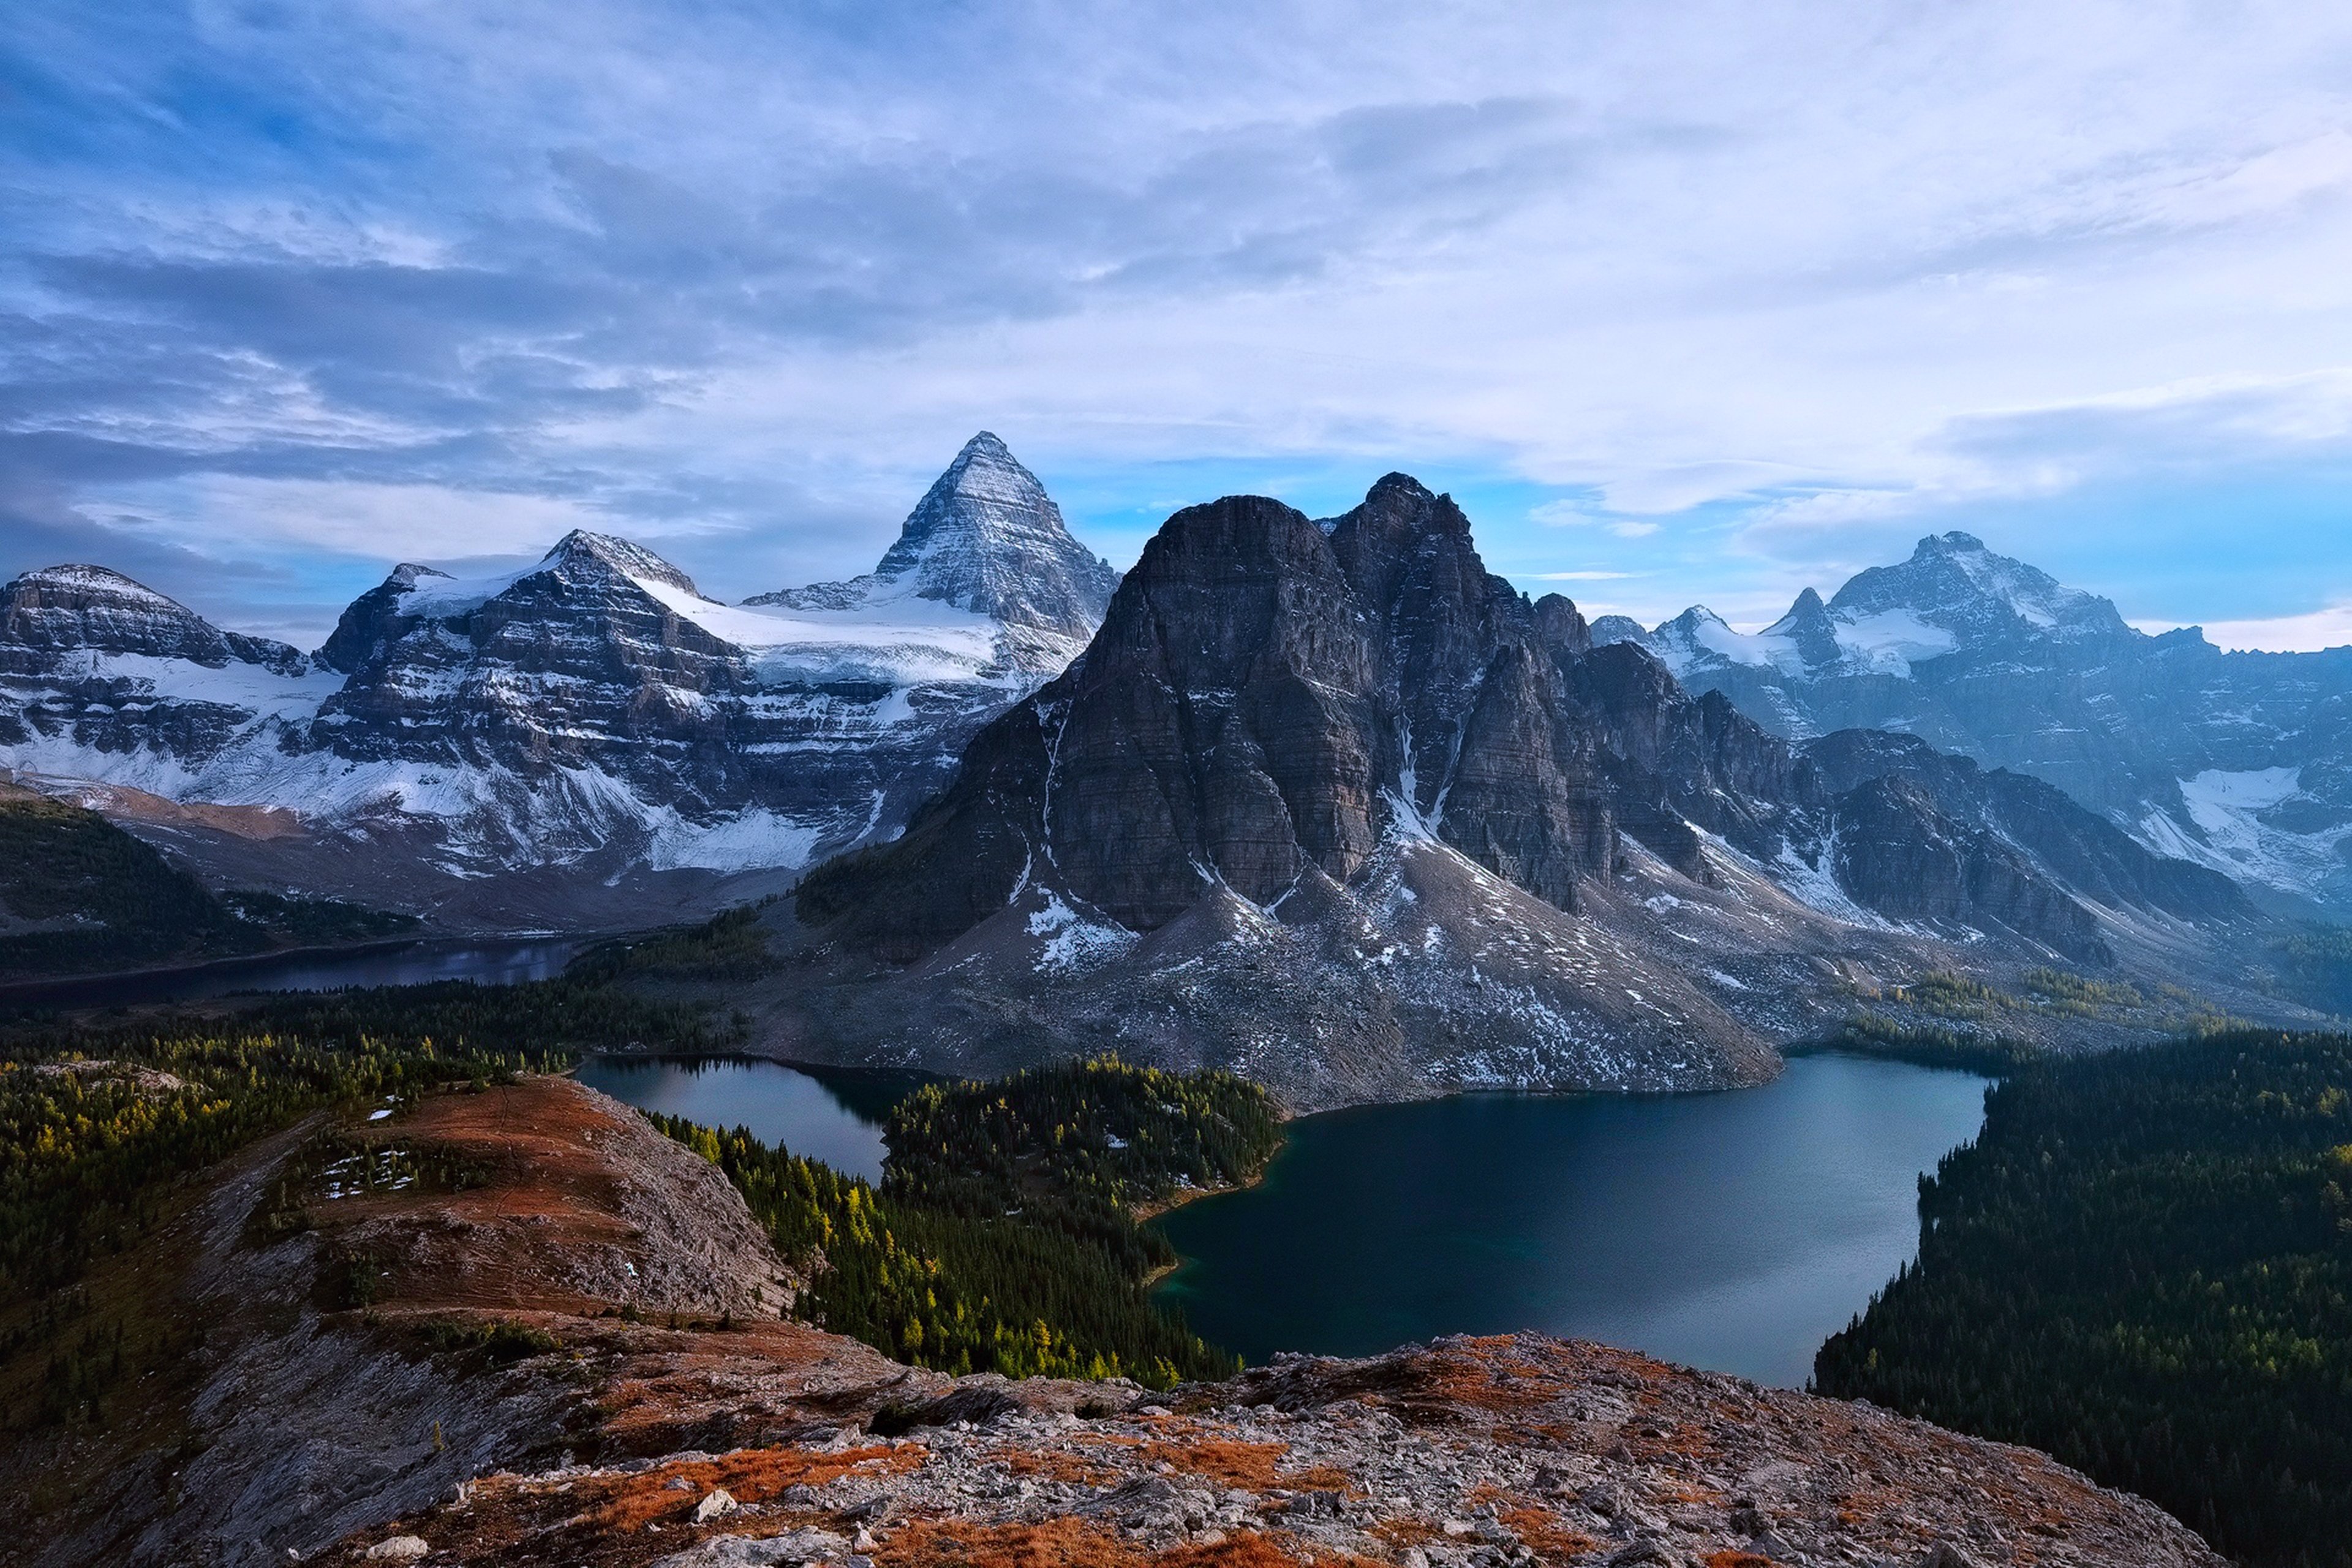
(0, 1068, 2223, 1568)
(0, 780, 415, 981)
(1815, 1029, 2352, 1568)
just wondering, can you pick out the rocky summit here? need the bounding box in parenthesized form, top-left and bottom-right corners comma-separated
(0, 435, 1114, 927)
(776, 477, 2262, 1109)
(1600, 530, 2352, 919)
(751, 432, 1120, 675)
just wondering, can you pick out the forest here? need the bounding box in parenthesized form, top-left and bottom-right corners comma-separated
(652, 1058, 1285, 1389)
(1813, 1028, 2352, 1568)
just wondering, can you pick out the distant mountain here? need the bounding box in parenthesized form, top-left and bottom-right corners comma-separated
(1599, 532, 2352, 917)
(786, 479, 2253, 1108)
(0, 435, 1115, 923)
(747, 431, 1118, 673)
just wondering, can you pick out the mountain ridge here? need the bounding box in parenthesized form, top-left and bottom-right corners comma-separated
(775, 475, 2263, 1107)
(0, 435, 1115, 923)
(1599, 532, 2352, 916)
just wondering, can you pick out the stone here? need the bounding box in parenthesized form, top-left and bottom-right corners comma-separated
(693, 1487, 739, 1523)
(364, 1540, 429, 1562)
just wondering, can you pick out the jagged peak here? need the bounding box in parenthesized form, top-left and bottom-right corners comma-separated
(1661, 604, 1734, 633)
(1830, 529, 2124, 641)
(875, 432, 1068, 581)
(387, 562, 454, 588)
(755, 433, 1117, 654)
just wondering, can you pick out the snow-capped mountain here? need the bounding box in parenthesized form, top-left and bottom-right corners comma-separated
(781, 481, 2255, 1107)
(0, 435, 1115, 916)
(747, 431, 1117, 674)
(1599, 532, 2352, 916)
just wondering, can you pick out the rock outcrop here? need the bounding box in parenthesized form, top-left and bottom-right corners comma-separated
(784, 477, 2256, 1104)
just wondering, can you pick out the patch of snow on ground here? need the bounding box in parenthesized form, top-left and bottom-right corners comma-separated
(1025, 890, 1136, 973)
(646, 806, 826, 872)
(2143, 766, 2350, 899)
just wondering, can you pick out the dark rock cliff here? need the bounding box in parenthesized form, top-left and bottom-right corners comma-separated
(801, 475, 2233, 978)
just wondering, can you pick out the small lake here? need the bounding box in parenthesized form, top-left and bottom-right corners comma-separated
(0, 937, 582, 1009)
(574, 1056, 925, 1183)
(1154, 1053, 1988, 1388)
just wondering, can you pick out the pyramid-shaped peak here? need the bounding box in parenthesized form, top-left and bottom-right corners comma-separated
(541, 530, 706, 600)
(876, 434, 1061, 576)
(863, 434, 1117, 636)
(1766, 584, 1843, 666)
(1919, 530, 1988, 556)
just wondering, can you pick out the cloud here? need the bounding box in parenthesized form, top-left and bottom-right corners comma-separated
(6, 0, 2352, 638)
(1528, 500, 1664, 538)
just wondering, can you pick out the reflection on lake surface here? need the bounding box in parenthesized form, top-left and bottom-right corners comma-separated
(0, 938, 581, 1009)
(573, 1056, 923, 1184)
(1155, 1053, 1988, 1387)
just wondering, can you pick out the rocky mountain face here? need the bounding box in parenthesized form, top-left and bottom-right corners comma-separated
(748, 431, 1118, 675)
(3, 1074, 2226, 1568)
(0, 436, 1115, 922)
(785, 478, 2254, 1106)
(1600, 530, 2352, 918)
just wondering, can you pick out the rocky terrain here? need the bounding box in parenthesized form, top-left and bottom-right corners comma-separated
(774, 477, 2270, 1106)
(0, 1076, 2226, 1568)
(0, 435, 1114, 929)
(1598, 530, 2352, 919)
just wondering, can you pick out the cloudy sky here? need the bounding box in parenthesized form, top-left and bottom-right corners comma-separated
(7, 0, 2352, 650)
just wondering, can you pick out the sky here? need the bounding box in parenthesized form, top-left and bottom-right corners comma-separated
(6, 1, 2352, 652)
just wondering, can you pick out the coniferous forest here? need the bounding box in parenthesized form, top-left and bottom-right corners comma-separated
(652, 1057, 1285, 1389)
(1814, 1029, 2352, 1568)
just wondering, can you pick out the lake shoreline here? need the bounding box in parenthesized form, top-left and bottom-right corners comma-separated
(1150, 1053, 1991, 1388)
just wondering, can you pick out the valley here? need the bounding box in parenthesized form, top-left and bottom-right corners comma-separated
(4, 453, 2347, 1568)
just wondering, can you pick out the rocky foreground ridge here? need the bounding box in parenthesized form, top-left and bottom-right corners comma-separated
(0, 1076, 2222, 1568)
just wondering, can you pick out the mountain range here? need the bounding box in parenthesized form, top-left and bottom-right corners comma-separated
(0, 432, 1115, 927)
(772, 477, 2264, 1106)
(1596, 530, 2352, 919)
(1, 443, 2334, 1100)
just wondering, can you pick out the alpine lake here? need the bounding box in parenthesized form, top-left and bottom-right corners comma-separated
(579, 1050, 1989, 1389)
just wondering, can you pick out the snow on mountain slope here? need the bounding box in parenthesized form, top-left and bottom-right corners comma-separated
(747, 431, 1118, 676)
(0, 435, 1115, 903)
(1612, 533, 2352, 916)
